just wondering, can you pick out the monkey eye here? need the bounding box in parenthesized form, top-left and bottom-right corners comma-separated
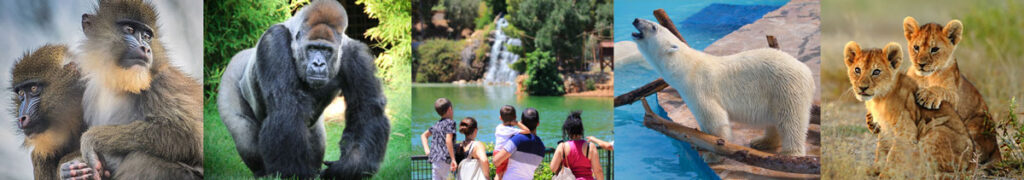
(17, 90, 23, 96)
(872, 69, 881, 76)
(854, 67, 861, 74)
(123, 25, 135, 34)
(30, 86, 37, 93)
(142, 32, 152, 41)
(930, 47, 939, 53)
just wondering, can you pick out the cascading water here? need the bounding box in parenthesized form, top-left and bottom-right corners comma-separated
(482, 16, 521, 84)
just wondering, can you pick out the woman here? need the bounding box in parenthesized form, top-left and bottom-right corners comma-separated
(456, 117, 490, 180)
(550, 111, 604, 180)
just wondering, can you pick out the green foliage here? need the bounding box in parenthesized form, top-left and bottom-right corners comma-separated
(202, 0, 295, 101)
(443, 0, 480, 32)
(505, 0, 612, 71)
(520, 50, 565, 96)
(585, 78, 596, 91)
(358, 0, 413, 90)
(415, 39, 463, 82)
(473, 0, 494, 29)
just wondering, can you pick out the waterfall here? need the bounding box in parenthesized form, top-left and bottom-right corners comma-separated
(482, 17, 521, 84)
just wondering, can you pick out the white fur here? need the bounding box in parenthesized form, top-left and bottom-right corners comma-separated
(632, 19, 814, 155)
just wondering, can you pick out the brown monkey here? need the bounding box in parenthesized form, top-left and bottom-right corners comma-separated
(11, 44, 87, 180)
(58, 0, 203, 179)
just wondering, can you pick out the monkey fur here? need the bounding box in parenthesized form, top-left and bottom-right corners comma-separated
(59, 0, 203, 179)
(218, 0, 389, 179)
(11, 44, 86, 180)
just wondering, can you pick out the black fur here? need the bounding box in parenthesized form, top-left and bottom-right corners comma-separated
(247, 24, 389, 179)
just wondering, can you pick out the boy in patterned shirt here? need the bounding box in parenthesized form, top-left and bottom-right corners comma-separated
(421, 98, 457, 179)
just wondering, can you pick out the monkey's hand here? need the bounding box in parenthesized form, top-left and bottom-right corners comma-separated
(78, 140, 111, 180)
(60, 159, 106, 180)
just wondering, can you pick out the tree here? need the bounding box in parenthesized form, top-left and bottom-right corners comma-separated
(443, 0, 479, 33)
(519, 50, 565, 96)
(506, 0, 612, 72)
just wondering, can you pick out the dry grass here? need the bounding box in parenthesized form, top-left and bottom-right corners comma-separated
(821, 0, 1024, 178)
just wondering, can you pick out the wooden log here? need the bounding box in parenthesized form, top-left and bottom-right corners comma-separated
(767, 35, 779, 49)
(654, 9, 687, 45)
(614, 78, 669, 107)
(640, 100, 821, 174)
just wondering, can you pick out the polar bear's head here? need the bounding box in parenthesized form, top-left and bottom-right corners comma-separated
(631, 18, 686, 59)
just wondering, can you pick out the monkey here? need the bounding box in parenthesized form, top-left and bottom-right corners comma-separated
(57, 0, 203, 179)
(10, 44, 87, 180)
(217, 0, 389, 179)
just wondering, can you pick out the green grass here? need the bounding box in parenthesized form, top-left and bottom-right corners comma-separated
(203, 88, 411, 179)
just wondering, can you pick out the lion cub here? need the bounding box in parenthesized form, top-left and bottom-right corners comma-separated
(845, 41, 973, 176)
(903, 16, 1000, 165)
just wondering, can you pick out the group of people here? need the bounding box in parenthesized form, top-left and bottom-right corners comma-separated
(421, 98, 611, 180)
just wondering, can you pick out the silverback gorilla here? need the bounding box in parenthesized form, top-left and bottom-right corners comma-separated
(217, 0, 389, 179)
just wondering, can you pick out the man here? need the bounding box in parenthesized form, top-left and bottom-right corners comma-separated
(492, 108, 545, 180)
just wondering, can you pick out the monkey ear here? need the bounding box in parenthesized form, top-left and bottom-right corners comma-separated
(944, 19, 963, 46)
(883, 42, 903, 69)
(843, 41, 860, 67)
(903, 16, 918, 41)
(82, 14, 95, 34)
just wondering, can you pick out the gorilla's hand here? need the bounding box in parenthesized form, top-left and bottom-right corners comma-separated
(320, 39, 390, 179)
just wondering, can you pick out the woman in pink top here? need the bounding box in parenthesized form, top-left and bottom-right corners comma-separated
(549, 111, 604, 180)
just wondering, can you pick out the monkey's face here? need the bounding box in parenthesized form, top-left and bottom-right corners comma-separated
(293, 25, 344, 89)
(113, 20, 155, 70)
(12, 81, 49, 135)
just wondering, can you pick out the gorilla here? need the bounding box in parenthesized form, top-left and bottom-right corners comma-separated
(217, 0, 390, 179)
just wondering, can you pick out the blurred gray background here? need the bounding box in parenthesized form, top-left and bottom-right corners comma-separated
(0, 0, 201, 178)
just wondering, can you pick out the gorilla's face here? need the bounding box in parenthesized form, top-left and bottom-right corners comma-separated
(293, 24, 343, 89)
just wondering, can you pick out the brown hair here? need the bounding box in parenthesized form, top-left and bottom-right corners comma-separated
(500, 105, 516, 122)
(434, 98, 451, 116)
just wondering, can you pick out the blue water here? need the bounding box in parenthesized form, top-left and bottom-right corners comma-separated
(614, 0, 787, 179)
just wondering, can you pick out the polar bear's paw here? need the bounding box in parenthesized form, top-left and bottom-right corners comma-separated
(749, 136, 781, 151)
(700, 152, 725, 164)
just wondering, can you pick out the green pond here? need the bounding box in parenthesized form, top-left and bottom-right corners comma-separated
(411, 83, 614, 154)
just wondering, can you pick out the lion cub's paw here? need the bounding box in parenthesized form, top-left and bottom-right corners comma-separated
(914, 88, 943, 109)
(866, 113, 880, 134)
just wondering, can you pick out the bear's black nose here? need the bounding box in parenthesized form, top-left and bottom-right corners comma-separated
(633, 18, 640, 26)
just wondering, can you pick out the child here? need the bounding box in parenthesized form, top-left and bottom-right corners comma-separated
(493, 105, 530, 179)
(421, 98, 457, 180)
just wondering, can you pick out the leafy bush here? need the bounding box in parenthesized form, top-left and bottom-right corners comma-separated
(203, 0, 295, 101)
(358, 0, 413, 90)
(520, 50, 565, 96)
(473, 0, 494, 29)
(585, 78, 596, 91)
(415, 39, 463, 82)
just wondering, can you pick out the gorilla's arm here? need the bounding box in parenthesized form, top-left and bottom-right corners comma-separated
(254, 24, 319, 178)
(321, 38, 391, 179)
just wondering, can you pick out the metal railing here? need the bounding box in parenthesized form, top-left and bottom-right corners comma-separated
(411, 147, 613, 180)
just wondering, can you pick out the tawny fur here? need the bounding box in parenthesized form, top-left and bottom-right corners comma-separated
(845, 42, 974, 178)
(903, 16, 1000, 165)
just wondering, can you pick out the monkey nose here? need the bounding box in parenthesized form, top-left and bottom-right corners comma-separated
(17, 116, 29, 128)
(140, 46, 151, 54)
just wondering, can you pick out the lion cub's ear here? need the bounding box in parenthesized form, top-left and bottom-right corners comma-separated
(903, 16, 919, 40)
(883, 42, 903, 69)
(944, 20, 963, 46)
(843, 41, 861, 67)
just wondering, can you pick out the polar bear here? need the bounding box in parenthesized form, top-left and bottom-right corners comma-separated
(631, 18, 814, 156)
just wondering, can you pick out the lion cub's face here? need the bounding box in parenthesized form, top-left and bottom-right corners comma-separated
(844, 42, 904, 101)
(903, 17, 962, 76)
